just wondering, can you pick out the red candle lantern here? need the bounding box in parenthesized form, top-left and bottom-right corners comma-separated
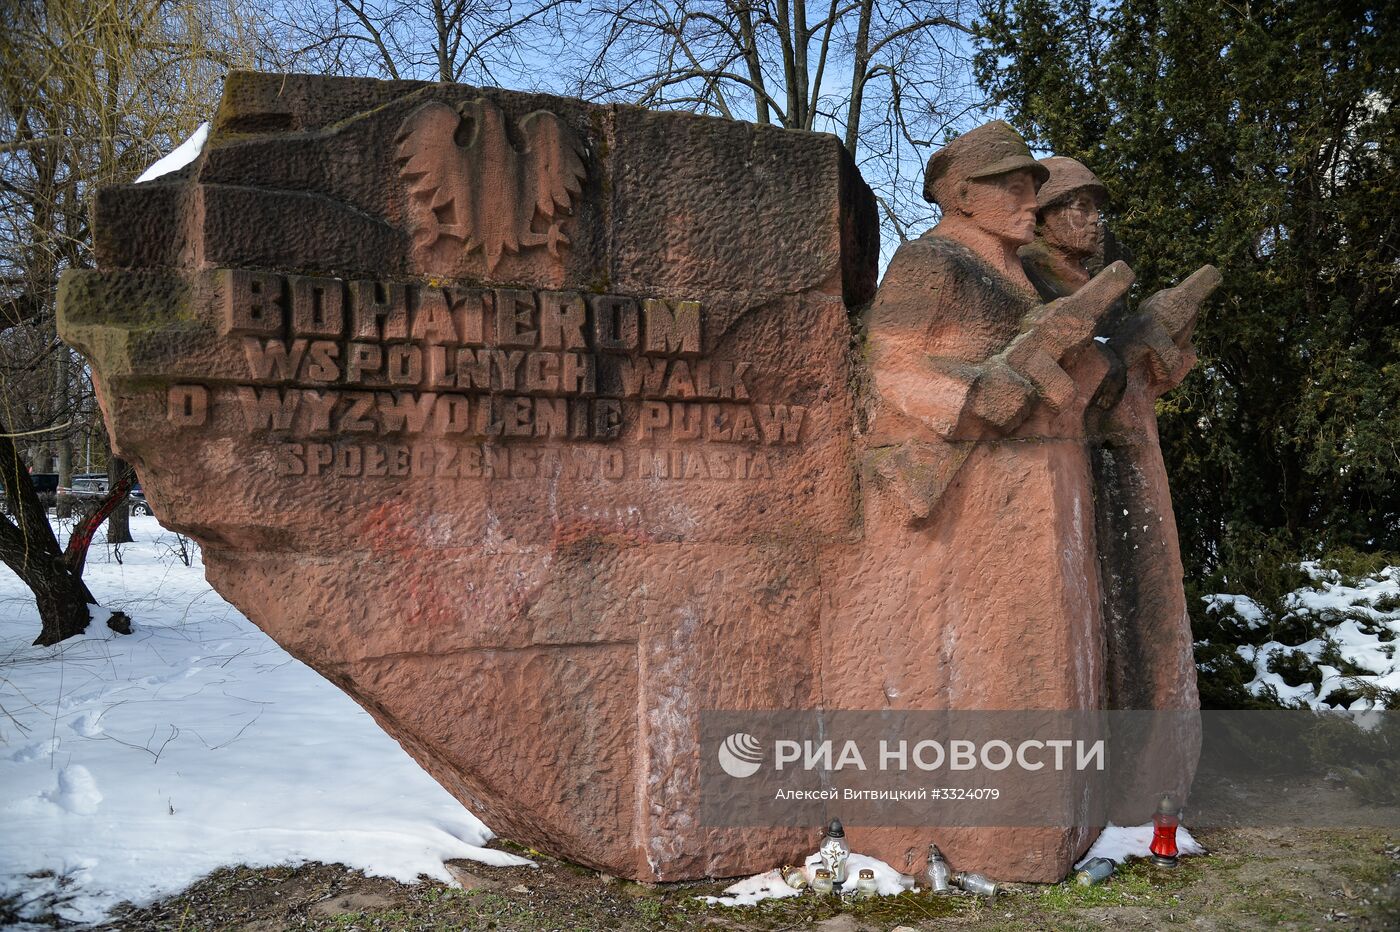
(1150, 794, 1180, 867)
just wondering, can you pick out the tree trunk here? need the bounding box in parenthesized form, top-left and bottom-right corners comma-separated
(774, 0, 800, 127)
(731, 2, 771, 124)
(0, 415, 96, 646)
(107, 455, 133, 544)
(434, 0, 452, 82)
(55, 346, 72, 517)
(844, 0, 873, 155)
(793, 0, 810, 129)
(27, 560, 96, 646)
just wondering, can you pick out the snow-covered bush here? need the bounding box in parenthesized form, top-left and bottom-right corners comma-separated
(1196, 563, 1400, 710)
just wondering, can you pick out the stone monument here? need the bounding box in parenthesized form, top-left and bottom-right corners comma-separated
(59, 73, 1214, 883)
(61, 71, 879, 882)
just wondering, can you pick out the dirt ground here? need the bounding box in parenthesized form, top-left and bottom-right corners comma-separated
(29, 823, 1380, 931)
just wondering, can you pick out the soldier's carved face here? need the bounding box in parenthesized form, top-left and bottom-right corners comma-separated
(960, 169, 1040, 247)
(1041, 190, 1103, 259)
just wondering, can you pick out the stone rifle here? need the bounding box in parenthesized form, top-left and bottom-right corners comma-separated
(1113, 265, 1224, 383)
(866, 260, 1137, 522)
(972, 260, 1136, 430)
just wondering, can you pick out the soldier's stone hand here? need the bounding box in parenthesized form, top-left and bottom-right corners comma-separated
(1115, 312, 1183, 385)
(1116, 264, 1222, 388)
(967, 359, 1035, 433)
(999, 261, 1136, 413)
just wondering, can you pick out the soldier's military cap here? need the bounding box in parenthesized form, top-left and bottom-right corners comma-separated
(1036, 156, 1108, 211)
(921, 121, 1049, 205)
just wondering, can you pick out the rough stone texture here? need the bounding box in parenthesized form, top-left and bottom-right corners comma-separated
(59, 74, 1207, 885)
(840, 239, 1128, 878)
(63, 72, 872, 882)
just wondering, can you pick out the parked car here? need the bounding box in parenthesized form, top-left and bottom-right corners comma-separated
(56, 474, 151, 515)
(57, 477, 110, 506)
(129, 484, 152, 516)
(0, 472, 59, 514)
(28, 472, 59, 495)
(27, 473, 60, 508)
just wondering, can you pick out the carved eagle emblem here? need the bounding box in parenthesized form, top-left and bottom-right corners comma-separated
(394, 98, 587, 273)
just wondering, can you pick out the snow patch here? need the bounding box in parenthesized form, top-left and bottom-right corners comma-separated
(1, 516, 524, 925)
(1077, 822, 1205, 867)
(44, 765, 104, 815)
(1205, 593, 1268, 628)
(9, 738, 60, 763)
(135, 122, 209, 182)
(1210, 566, 1400, 710)
(699, 868, 804, 907)
(700, 850, 913, 906)
(69, 710, 105, 737)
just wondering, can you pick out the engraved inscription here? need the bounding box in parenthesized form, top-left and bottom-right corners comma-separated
(168, 384, 208, 426)
(179, 270, 813, 482)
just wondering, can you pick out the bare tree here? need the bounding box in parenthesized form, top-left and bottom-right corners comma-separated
(256, 0, 982, 241)
(261, 0, 576, 85)
(570, 0, 982, 241)
(0, 0, 258, 644)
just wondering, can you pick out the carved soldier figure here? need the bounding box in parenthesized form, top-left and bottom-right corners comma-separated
(861, 123, 1132, 517)
(1019, 156, 1130, 413)
(1021, 154, 1221, 822)
(830, 123, 1138, 878)
(1020, 156, 1108, 301)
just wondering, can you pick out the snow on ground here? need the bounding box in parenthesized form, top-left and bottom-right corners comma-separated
(134, 122, 209, 183)
(702, 823, 1206, 907)
(700, 850, 913, 906)
(1076, 823, 1206, 867)
(0, 516, 526, 926)
(7, 519, 1358, 922)
(1208, 565, 1400, 710)
(699, 868, 804, 907)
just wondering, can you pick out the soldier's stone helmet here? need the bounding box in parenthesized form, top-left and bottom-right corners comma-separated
(922, 121, 1049, 206)
(1035, 156, 1108, 212)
